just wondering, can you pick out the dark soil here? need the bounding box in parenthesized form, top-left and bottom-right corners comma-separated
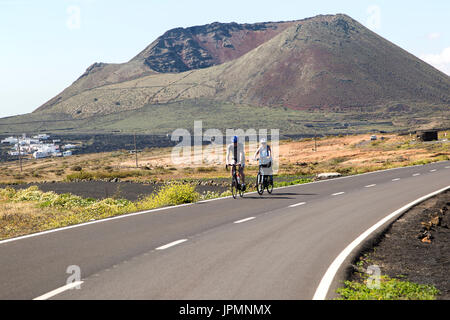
(0, 181, 228, 202)
(350, 190, 450, 299)
(0, 175, 308, 201)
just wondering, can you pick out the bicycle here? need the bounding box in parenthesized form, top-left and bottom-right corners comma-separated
(226, 163, 245, 199)
(256, 160, 273, 195)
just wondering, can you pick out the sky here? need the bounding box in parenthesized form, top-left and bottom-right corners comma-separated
(0, 0, 449, 118)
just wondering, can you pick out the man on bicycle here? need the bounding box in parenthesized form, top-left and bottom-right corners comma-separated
(226, 135, 246, 191)
(254, 138, 273, 183)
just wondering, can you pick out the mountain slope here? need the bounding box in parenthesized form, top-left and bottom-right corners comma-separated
(35, 14, 450, 119)
(35, 20, 295, 113)
(2, 14, 449, 135)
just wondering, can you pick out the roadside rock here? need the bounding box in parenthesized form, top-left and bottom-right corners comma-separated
(316, 172, 342, 180)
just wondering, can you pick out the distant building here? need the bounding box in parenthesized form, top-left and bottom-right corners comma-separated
(1, 137, 18, 144)
(33, 151, 50, 159)
(33, 134, 50, 140)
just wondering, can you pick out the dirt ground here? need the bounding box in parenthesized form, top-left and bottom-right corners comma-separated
(0, 181, 229, 202)
(0, 131, 448, 184)
(351, 190, 450, 299)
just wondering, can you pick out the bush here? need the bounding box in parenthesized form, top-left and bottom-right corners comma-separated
(71, 166, 82, 172)
(273, 178, 312, 188)
(336, 276, 439, 300)
(196, 167, 217, 173)
(0, 182, 201, 240)
(138, 183, 200, 209)
(65, 171, 94, 181)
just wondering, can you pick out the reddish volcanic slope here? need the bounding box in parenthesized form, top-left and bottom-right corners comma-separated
(36, 20, 296, 112)
(35, 14, 450, 116)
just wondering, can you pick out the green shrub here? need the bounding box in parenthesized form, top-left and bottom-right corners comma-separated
(336, 276, 439, 300)
(196, 167, 217, 173)
(65, 171, 94, 181)
(273, 178, 312, 188)
(138, 183, 200, 209)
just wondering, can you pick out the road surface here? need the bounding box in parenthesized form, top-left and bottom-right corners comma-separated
(0, 161, 449, 300)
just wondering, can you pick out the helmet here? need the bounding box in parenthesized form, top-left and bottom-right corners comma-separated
(260, 138, 267, 146)
(232, 136, 238, 143)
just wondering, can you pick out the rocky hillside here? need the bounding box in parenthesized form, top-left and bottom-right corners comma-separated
(1, 14, 447, 136)
(35, 20, 295, 113)
(34, 14, 450, 119)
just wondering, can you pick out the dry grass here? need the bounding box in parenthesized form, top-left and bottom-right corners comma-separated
(0, 131, 448, 184)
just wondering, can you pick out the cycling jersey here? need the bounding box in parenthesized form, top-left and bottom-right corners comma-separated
(254, 145, 272, 165)
(226, 142, 246, 166)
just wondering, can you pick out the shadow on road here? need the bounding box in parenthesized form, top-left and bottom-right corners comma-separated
(271, 192, 317, 196)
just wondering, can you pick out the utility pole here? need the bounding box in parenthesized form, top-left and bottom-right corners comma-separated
(134, 132, 138, 168)
(18, 136, 22, 172)
(314, 129, 317, 152)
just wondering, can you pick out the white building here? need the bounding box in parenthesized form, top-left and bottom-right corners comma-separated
(33, 134, 50, 140)
(33, 151, 50, 159)
(1, 137, 18, 144)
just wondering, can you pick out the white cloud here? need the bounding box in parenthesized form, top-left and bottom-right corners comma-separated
(427, 32, 441, 40)
(66, 5, 81, 30)
(420, 47, 450, 75)
(366, 5, 381, 31)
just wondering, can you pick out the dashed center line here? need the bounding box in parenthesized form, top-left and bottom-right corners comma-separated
(234, 217, 256, 224)
(412, 173, 421, 176)
(430, 169, 437, 172)
(446, 166, 450, 169)
(332, 192, 345, 196)
(33, 281, 84, 300)
(392, 178, 400, 181)
(289, 202, 306, 208)
(156, 239, 188, 250)
(365, 184, 376, 188)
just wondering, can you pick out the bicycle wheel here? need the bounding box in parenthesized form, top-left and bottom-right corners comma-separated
(267, 177, 273, 194)
(257, 172, 264, 195)
(267, 181, 273, 194)
(239, 183, 244, 198)
(231, 176, 238, 199)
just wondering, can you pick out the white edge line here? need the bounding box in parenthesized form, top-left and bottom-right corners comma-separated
(234, 217, 256, 224)
(312, 185, 450, 300)
(1, 161, 448, 245)
(289, 202, 306, 208)
(155, 239, 188, 250)
(33, 281, 84, 300)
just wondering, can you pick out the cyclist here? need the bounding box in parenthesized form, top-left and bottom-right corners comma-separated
(254, 138, 273, 183)
(226, 135, 246, 191)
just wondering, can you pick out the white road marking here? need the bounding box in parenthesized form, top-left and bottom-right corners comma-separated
(289, 202, 306, 208)
(332, 192, 345, 196)
(234, 217, 256, 224)
(313, 185, 450, 300)
(1, 161, 448, 246)
(33, 281, 84, 300)
(412, 173, 421, 176)
(430, 169, 437, 172)
(156, 239, 188, 250)
(365, 184, 376, 188)
(392, 178, 400, 181)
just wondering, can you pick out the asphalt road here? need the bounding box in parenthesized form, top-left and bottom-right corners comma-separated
(1, 161, 449, 300)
